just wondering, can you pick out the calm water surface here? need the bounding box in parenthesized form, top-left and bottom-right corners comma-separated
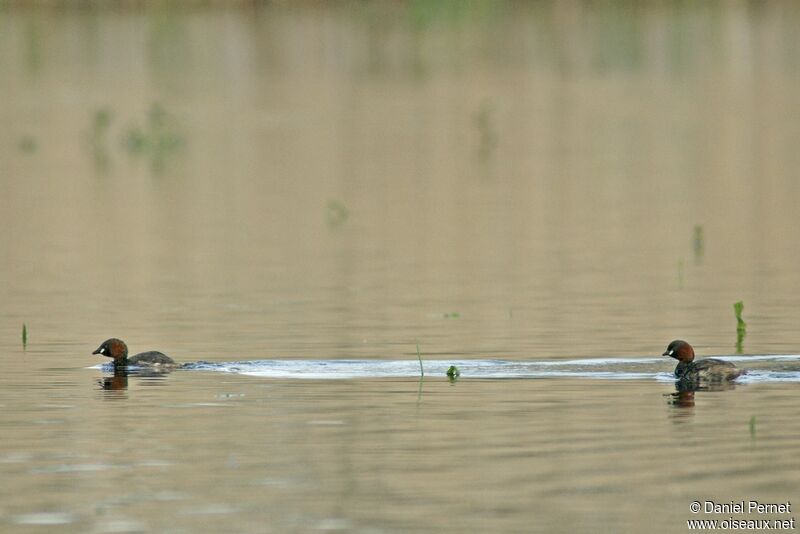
(1, 2, 800, 532)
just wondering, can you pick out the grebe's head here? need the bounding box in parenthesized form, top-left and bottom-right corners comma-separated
(92, 338, 128, 361)
(662, 340, 695, 362)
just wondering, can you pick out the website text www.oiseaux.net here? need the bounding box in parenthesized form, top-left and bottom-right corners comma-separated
(687, 501, 794, 531)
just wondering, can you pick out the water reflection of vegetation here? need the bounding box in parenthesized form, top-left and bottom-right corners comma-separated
(8, 1, 791, 89)
(678, 225, 704, 288)
(408, 0, 502, 31)
(474, 100, 497, 160)
(693, 225, 704, 263)
(24, 18, 42, 75)
(87, 104, 183, 174)
(123, 103, 184, 173)
(347, 0, 768, 79)
(18, 136, 37, 154)
(90, 108, 113, 172)
(144, 4, 192, 76)
(590, 1, 644, 72)
(326, 200, 349, 229)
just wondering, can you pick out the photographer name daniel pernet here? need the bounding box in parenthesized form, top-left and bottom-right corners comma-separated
(699, 501, 792, 514)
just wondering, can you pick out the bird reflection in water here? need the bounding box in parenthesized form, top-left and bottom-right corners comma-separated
(98, 366, 173, 393)
(666, 378, 738, 408)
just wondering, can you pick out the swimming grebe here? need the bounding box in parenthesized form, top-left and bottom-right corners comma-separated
(93, 338, 176, 367)
(662, 340, 743, 383)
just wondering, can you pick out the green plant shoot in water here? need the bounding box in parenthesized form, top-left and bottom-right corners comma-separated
(734, 301, 746, 331)
(749, 415, 756, 438)
(22, 323, 27, 349)
(734, 301, 746, 353)
(416, 342, 424, 377)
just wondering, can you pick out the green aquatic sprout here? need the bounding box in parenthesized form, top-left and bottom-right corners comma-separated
(416, 342, 424, 377)
(22, 323, 27, 349)
(734, 301, 746, 353)
(749, 415, 756, 438)
(443, 312, 460, 319)
(446, 365, 460, 380)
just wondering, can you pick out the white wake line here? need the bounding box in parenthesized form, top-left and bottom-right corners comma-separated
(238, 370, 674, 380)
(90, 354, 800, 381)
(230, 354, 800, 368)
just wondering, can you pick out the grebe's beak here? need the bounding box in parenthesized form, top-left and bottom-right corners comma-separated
(662, 349, 673, 357)
(92, 346, 104, 355)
